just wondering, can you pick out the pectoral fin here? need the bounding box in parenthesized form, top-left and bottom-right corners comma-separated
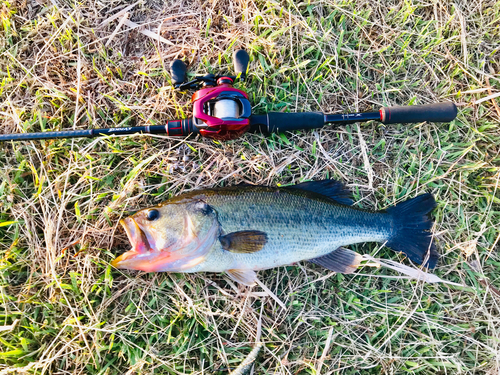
(308, 247, 363, 274)
(227, 269, 257, 286)
(220, 230, 268, 253)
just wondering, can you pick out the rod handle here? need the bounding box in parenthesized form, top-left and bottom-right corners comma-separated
(380, 102, 457, 124)
(250, 112, 325, 133)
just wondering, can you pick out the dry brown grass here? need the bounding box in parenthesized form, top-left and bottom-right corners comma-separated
(1, 0, 499, 374)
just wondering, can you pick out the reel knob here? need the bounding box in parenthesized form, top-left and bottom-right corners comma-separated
(233, 49, 249, 80)
(169, 59, 187, 85)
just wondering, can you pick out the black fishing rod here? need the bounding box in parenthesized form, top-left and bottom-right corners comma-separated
(0, 50, 457, 142)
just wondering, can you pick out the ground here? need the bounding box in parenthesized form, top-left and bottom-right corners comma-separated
(1, 0, 499, 374)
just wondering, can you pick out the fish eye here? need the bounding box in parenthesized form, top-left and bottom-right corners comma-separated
(146, 209, 160, 221)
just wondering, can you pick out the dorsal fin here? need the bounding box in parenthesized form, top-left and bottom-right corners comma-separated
(288, 179, 353, 205)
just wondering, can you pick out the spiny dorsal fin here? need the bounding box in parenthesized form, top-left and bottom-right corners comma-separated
(288, 179, 353, 206)
(308, 247, 362, 274)
(220, 231, 268, 253)
(227, 269, 257, 286)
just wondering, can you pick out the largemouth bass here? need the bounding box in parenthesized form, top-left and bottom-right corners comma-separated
(112, 180, 438, 285)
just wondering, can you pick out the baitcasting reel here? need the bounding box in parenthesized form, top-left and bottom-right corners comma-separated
(166, 50, 252, 140)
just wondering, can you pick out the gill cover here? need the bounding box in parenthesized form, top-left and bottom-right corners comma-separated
(112, 198, 220, 272)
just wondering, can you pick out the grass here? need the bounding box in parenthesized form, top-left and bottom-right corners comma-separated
(1, 0, 499, 373)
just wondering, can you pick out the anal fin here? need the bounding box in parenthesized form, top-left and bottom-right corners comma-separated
(308, 247, 362, 274)
(227, 269, 257, 286)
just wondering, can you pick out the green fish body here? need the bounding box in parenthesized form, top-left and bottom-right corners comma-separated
(113, 180, 437, 285)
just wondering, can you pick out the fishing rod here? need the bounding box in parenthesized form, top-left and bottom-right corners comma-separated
(0, 50, 457, 142)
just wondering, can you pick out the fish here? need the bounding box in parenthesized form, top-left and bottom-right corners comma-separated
(112, 180, 438, 285)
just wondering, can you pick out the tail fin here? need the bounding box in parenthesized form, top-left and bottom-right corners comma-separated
(386, 193, 438, 269)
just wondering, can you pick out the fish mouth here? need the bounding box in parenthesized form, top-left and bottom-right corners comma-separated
(112, 215, 220, 272)
(112, 218, 152, 268)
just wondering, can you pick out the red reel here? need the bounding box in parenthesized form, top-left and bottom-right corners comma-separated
(191, 77, 252, 140)
(169, 50, 252, 140)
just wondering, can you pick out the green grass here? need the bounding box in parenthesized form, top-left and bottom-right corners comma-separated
(1, 0, 499, 373)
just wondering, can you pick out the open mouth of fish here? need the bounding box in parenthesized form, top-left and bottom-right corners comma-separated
(112, 216, 219, 272)
(111, 218, 152, 267)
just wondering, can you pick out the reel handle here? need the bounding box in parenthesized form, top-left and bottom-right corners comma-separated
(169, 59, 188, 85)
(233, 49, 250, 80)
